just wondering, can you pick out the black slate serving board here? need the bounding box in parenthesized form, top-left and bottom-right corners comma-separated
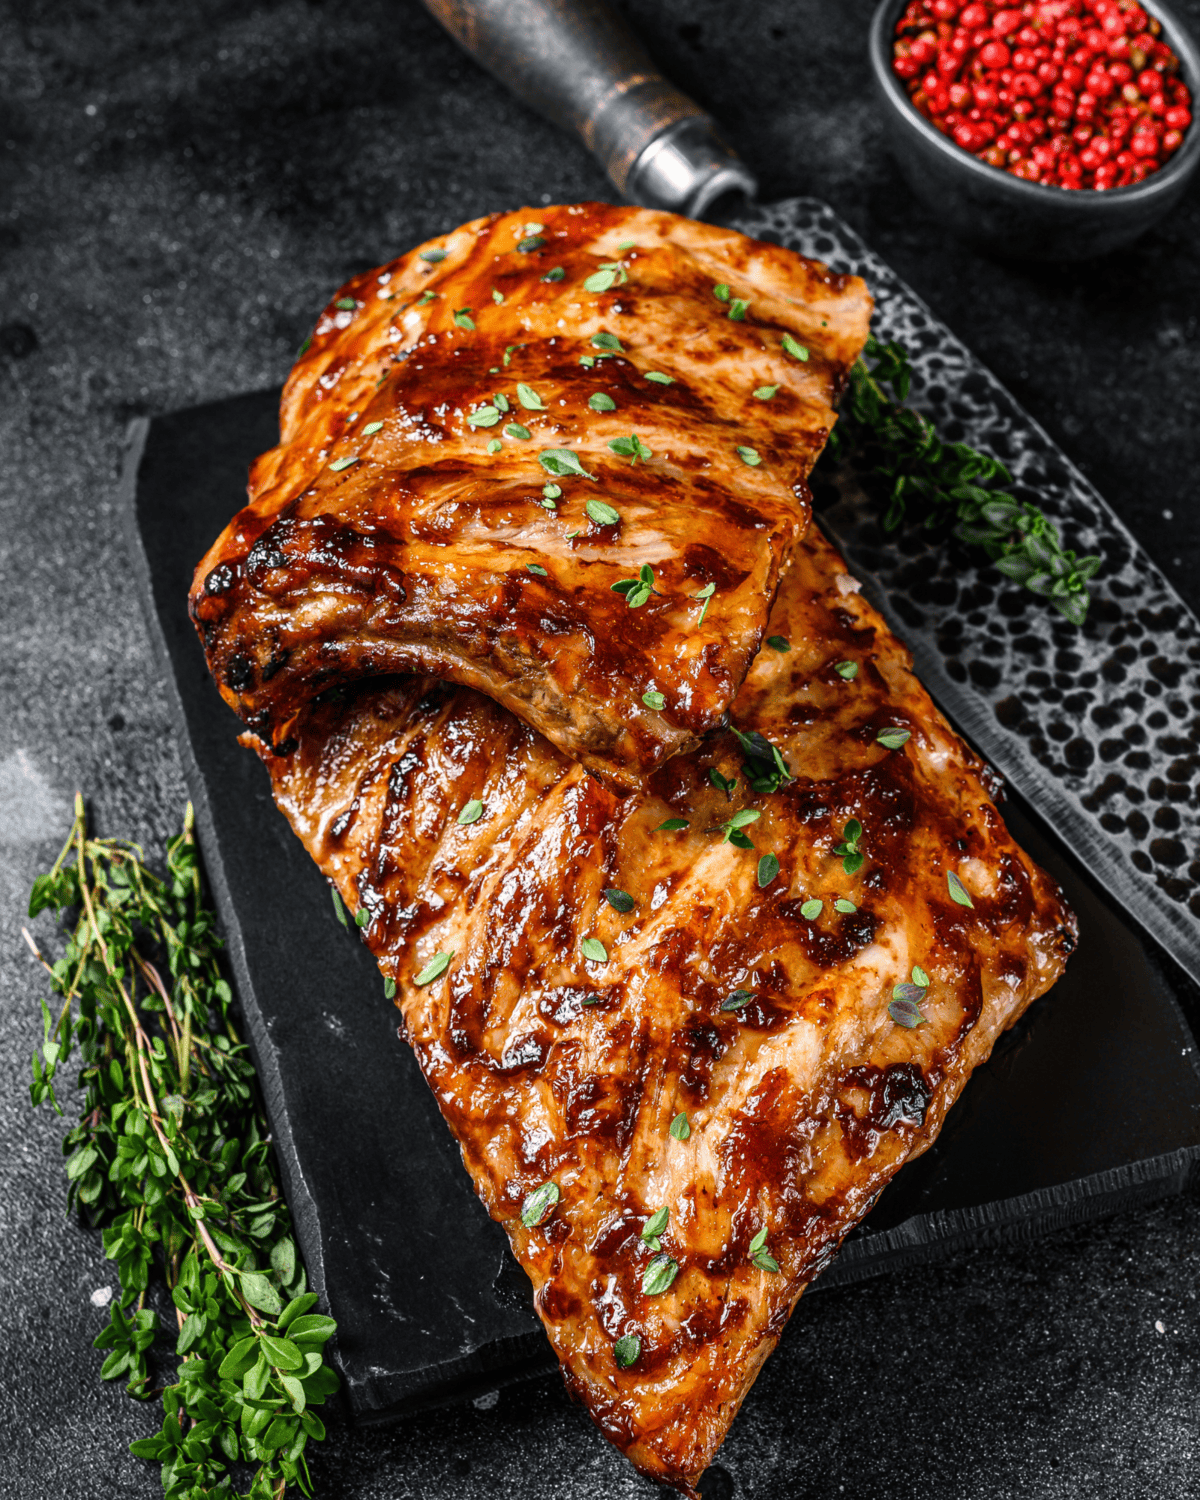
(122, 383, 1200, 1428)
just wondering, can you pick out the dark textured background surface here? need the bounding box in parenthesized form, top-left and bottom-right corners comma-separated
(2, 2, 1200, 1497)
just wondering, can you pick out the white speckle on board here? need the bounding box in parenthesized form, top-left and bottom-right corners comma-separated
(0, 749, 68, 848)
(1156, 1320, 1166, 1334)
(473, 1390, 499, 1410)
(91, 1286, 113, 1307)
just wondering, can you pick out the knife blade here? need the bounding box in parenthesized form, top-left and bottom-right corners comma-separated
(422, 0, 1200, 987)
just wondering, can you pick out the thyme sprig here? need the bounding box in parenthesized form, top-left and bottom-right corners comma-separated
(825, 335, 1100, 626)
(24, 797, 338, 1500)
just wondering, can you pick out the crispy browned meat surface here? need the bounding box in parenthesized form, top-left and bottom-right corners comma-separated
(191, 203, 871, 789)
(246, 526, 1076, 1493)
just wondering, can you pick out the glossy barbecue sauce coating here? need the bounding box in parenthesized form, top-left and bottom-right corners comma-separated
(894, 0, 1193, 189)
(190, 203, 872, 792)
(248, 521, 1076, 1494)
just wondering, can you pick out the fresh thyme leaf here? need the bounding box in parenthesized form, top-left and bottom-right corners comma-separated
(833, 819, 864, 876)
(889, 997, 928, 1028)
(616, 240, 636, 251)
(729, 298, 749, 321)
(579, 355, 596, 367)
(754, 385, 779, 400)
(693, 581, 716, 625)
(383, 977, 396, 1000)
(297, 336, 312, 356)
(334, 296, 356, 310)
(504, 422, 531, 440)
(543, 482, 563, 500)
(492, 288, 505, 304)
(588, 391, 617, 412)
(800, 898, 823, 920)
(354, 906, 370, 929)
(488, 439, 501, 454)
(453, 307, 475, 330)
(708, 767, 736, 799)
(419, 247, 447, 262)
(642, 1206, 669, 1242)
(584, 268, 619, 292)
(782, 332, 809, 361)
(581, 937, 608, 963)
(834, 898, 857, 914)
(516, 383, 546, 410)
(603, 888, 635, 914)
(516, 235, 546, 252)
(645, 371, 674, 384)
(527, 563, 548, 576)
(493, 393, 510, 411)
(912, 965, 930, 988)
(712, 283, 731, 302)
(611, 562, 655, 608)
(415, 290, 436, 306)
(822, 334, 1099, 623)
(329, 455, 359, 471)
(614, 1333, 641, 1367)
(457, 799, 484, 825)
(362, 420, 384, 435)
(331, 887, 348, 928)
(757, 853, 780, 888)
(415, 951, 453, 985)
(947, 871, 975, 908)
(591, 332, 623, 352)
(766, 636, 790, 651)
(657, 818, 688, 832)
(467, 405, 501, 428)
(669, 1112, 691, 1140)
(751, 1248, 780, 1273)
(539, 448, 596, 479)
(876, 726, 911, 749)
(642, 690, 666, 711)
(736, 446, 761, 466)
(608, 433, 652, 462)
(521, 1181, 560, 1228)
(720, 989, 753, 1011)
(542, 266, 566, 282)
(749, 1227, 768, 1254)
(730, 725, 793, 794)
(503, 343, 520, 366)
(719, 809, 761, 844)
(642, 1254, 679, 1296)
(26, 799, 340, 1497)
(586, 499, 620, 526)
(834, 660, 858, 680)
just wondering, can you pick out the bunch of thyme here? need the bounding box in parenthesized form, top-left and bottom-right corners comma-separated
(25, 796, 338, 1500)
(824, 335, 1101, 626)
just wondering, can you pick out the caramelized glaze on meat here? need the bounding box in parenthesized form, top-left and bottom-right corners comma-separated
(246, 526, 1076, 1492)
(191, 203, 871, 789)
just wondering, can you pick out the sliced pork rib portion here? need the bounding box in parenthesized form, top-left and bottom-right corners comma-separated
(191, 203, 871, 789)
(246, 526, 1076, 1493)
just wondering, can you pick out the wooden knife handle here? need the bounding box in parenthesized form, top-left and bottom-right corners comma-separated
(420, 0, 757, 216)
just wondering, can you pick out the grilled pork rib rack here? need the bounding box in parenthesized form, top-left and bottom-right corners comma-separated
(191, 205, 1075, 1494)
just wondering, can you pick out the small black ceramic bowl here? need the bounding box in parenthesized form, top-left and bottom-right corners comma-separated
(869, 0, 1200, 259)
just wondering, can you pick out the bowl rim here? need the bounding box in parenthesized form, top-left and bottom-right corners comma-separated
(868, 0, 1200, 206)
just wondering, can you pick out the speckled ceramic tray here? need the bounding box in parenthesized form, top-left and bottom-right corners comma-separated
(123, 200, 1200, 1425)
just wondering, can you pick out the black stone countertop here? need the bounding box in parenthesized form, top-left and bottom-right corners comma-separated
(2, 3, 1199, 1497)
